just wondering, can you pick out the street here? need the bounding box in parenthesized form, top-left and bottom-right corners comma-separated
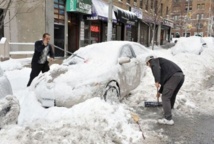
(0, 41, 214, 143)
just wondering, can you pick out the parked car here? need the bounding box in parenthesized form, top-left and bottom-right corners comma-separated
(0, 66, 13, 99)
(31, 41, 153, 108)
(171, 36, 207, 55)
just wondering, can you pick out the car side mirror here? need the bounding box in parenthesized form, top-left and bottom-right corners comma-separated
(118, 57, 131, 65)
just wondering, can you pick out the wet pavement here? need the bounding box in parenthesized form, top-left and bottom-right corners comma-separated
(137, 107, 214, 144)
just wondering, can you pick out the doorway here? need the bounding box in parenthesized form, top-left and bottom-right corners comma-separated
(54, 24, 65, 57)
(116, 23, 124, 41)
(68, 13, 80, 53)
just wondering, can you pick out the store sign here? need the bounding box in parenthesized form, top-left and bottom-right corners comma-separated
(90, 26, 100, 33)
(131, 7, 143, 19)
(163, 19, 174, 28)
(66, 0, 92, 14)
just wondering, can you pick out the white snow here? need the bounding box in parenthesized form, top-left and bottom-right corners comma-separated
(31, 41, 153, 108)
(0, 58, 31, 71)
(171, 36, 206, 55)
(0, 66, 13, 99)
(0, 95, 20, 128)
(0, 37, 214, 143)
(92, 0, 117, 21)
(202, 37, 214, 49)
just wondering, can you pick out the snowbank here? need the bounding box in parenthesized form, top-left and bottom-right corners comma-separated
(202, 37, 214, 49)
(0, 66, 13, 99)
(1, 94, 143, 144)
(171, 36, 206, 55)
(0, 58, 31, 71)
(0, 95, 20, 129)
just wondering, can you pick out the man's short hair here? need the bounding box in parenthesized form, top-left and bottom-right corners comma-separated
(43, 33, 50, 38)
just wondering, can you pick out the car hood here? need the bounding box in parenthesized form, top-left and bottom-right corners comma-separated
(32, 62, 119, 89)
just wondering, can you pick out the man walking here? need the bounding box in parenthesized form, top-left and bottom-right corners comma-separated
(145, 56, 185, 125)
(27, 33, 54, 87)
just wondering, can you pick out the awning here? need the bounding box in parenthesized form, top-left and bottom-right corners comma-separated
(87, 0, 117, 22)
(162, 19, 174, 28)
(114, 7, 138, 26)
(66, 0, 92, 14)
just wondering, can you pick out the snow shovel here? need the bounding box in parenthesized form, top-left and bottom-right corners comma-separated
(144, 88, 162, 108)
(144, 101, 162, 107)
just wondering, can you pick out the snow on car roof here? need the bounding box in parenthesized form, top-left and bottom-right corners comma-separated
(171, 36, 205, 55)
(65, 41, 134, 66)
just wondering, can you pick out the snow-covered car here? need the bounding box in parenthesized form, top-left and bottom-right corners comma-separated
(0, 66, 13, 99)
(31, 41, 153, 108)
(171, 36, 207, 55)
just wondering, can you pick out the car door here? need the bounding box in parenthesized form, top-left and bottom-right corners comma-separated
(118, 45, 141, 96)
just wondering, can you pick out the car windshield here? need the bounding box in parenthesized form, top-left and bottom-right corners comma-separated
(63, 42, 125, 66)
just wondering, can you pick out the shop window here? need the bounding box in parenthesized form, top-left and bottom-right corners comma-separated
(90, 23, 100, 43)
(54, 0, 65, 24)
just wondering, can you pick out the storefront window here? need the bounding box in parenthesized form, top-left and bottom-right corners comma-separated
(54, 0, 65, 24)
(81, 21, 101, 47)
(125, 25, 132, 41)
(90, 21, 101, 43)
(80, 21, 90, 47)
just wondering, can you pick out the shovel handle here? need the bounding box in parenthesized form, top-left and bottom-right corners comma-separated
(157, 88, 160, 103)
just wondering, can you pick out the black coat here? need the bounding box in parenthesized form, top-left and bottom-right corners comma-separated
(32, 40, 54, 64)
(150, 58, 183, 93)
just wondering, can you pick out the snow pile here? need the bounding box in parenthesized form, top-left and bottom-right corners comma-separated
(1, 95, 143, 144)
(171, 36, 206, 55)
(171, 38, 180, 43)
(0, 66, 13, 99)
(0, 95, 20, 129)
(0, 58, 31, 71)
(202, 37, 214, 49)
(4, 68, 30, 93)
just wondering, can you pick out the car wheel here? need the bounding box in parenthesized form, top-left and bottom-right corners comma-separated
(102, 80, 120, 103)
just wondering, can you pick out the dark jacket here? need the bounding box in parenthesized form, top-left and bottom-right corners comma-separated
(32, 40, 54, 64)
(150, 58, 183, 93)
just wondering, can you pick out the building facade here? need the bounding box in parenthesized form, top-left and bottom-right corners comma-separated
(0, 0, 173, 57)
(171, 0, 214, 37)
